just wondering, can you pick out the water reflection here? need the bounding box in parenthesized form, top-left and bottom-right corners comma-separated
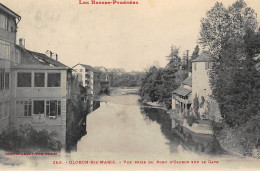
(66, 99, 100, 152)
(140, 106, 226, 155)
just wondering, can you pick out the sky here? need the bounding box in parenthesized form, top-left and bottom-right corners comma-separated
(1, 0, 260, 72)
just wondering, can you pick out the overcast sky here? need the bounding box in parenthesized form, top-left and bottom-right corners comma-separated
(1, 0, 260, 71)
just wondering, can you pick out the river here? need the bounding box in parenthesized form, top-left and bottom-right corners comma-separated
(68, 88, 259, 170)
(0, 88, 259, 170)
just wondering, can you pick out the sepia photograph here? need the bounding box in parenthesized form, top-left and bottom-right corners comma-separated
(0, 0, 260, 171)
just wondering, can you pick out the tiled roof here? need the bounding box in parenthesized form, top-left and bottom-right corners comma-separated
(173, 87, 191, 96)
(192, 52, 214, 62)
(28, 50, 69, 68)
(182, 76, 192, 87)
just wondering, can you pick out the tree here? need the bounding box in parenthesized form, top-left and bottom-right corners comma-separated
(189, 45, 200, 71)
(166, 45, 181, 69)
(191, 45, 200, 61)
(209, 26, 260, 127)
(140, 45, 188, 108)
(193, 94, 200, 118)
(199, 0, 258, 57)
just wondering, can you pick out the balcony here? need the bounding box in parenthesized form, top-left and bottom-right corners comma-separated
(173, 94, 192, 104)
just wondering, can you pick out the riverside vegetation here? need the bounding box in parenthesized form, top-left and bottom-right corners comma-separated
(139, 0, 260, 158)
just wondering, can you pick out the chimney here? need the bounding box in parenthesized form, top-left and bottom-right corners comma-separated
(19, 38, 25, 48)
(55, 54, 58, 61)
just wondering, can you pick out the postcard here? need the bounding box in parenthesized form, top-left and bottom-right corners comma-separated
(0, 0, 260, 171)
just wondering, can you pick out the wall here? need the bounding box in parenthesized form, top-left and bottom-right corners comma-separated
(72, 65, 86, 87)
(9, 68, 67, 146)
(192, 62, 212, 101)
(0, 12, 16, 134)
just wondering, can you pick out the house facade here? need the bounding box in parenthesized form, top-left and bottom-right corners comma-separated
(191, 52, 214, 116)
(9, 49, 70, 147)
(72, 64, 101, 97)
(0, 3, 21, 133)
(172, 51, 222, 121)
(0, 3, 71, 147)
(172, 74, 192, 116)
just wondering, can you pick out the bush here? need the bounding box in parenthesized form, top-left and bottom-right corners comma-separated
(0, 124, 61, 152)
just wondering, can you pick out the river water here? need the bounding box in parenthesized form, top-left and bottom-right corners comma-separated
(67, 89, 259, 170)
(0, 88, 259, 170)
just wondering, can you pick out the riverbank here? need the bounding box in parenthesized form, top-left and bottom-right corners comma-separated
(215, 124, 260, 159)
(96, 87, 140, 105)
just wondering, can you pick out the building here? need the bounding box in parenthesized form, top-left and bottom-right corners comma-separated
(191, 52, 214, 100)
(172, 51, 222, 121)
(0, 3, 21, 133)
(191, 51, 222, 120)
(172, 74, 192, 116)
(72, 64, 101, 97)
(0, 3, 72, 147)
(10, 48, 71, 147)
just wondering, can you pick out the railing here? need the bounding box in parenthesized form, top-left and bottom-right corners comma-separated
(173, 95, 192, 104)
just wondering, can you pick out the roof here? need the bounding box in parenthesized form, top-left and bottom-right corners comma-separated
(28, 50, 69, 68)
(192, 52, 214, 62)
(0, 3, 21, 20)
(182, 76, 192, 87)
(173, 87, 191, 96)
(73, 64, 100, 73)
(11, 64, 67, 70)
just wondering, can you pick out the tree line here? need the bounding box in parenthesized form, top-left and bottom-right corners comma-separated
(139, 46, 189, 108)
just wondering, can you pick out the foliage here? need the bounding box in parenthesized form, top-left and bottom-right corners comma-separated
(191, 45, 200, 61)
(189, 45, 200, 71)
(209, 30, 260, 127)
(140, 46, 188, 109)
(199, 0, 258, 57)
(66, 79, 89, 152)
(0, 124, 61, 152)
(199, 96, 205, 108)
(204, 99, 222, 122)
(193, 94, 200, 118)
(200, 0, 260, 155)
(106, 72, 144, 88)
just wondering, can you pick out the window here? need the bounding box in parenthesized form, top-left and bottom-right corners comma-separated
(5, 73, 9, 89)
(47, 73, 61, 87)
(34, 73, 45, 87)
(0, 71, 9, 90)
(46, 100, 61, 117)
(17, 73, 32, 87)
(16, 100, 32, 116)
(205, 62, 209, 70)
(0, 103, 3, 119)
(194, 62, 197, 71)
(33, 101, 45, 115)
(0, 14, 8, 30)
(0, 43, 10, 60)
(9, 19, 15, 33)
(0, 70, 4, 90)
(80, 69, 83, 72)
